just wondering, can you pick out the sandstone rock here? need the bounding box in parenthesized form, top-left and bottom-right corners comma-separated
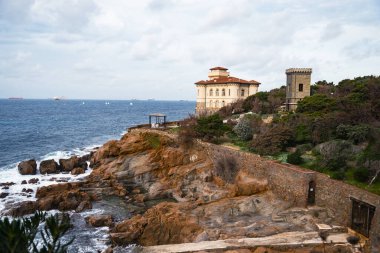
(39, 159, 60, 174)
(0, 192, 9, 198)
(71, 167, 85, 175)
(6, 201, 38, 216)
(75, 200, 92, 212)
(85, 215, 113, 227)
(59, 156, 79, 172)
(18, 159, 37, 175)
(28, 178, 39, 184)
(22, 188, 34, 193)
(112, 202, 203, 246)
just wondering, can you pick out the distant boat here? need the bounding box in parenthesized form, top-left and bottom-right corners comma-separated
(53, 96, 65, 100)
(8, 97, 23, 100)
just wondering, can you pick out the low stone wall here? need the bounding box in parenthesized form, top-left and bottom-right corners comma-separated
(202, 142, 380, 249)
(203, 143, 314, 207)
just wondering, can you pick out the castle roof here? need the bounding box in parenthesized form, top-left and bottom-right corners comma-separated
(210, 66, 228, 71)
(195, 76, 260, 85)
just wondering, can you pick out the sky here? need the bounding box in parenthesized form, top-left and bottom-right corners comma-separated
(0, 0, 379, 100)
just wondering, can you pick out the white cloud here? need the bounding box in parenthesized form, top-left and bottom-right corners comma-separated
(0, 0, 379, 99)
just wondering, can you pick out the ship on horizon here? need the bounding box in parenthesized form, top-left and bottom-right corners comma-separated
(8, 97, 23, 100)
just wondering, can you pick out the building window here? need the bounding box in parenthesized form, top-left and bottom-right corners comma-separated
(216, 89, 219, 96)
(241, 89, 245, 96)
(222, 101, 225, 107)
(209, 100, 213, 107)
(215, 100, 219, 108)
(222, 89, 225, 96)
(197, 89, 199, 96)
(299, 83, 303, 92)
(228, 89, 230, 96)
(209, 89, 213, 96)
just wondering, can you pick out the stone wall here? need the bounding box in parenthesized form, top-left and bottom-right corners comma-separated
(202, 142, 380, 248)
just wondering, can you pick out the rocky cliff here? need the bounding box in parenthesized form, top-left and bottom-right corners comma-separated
(8, 130, 340, 249)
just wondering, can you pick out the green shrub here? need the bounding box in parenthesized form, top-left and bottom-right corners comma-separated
(336, 124, 369, 144)
(331, 170, 345, 180)
(251, 125, 293, 155)
(296, 94, 337, 114)
(287, 150, 304, 165)
(0, 211, 74, 253)
(325, 157, 347, 171)
(196, 114, 230, 140)
(353, 167, 370, 183)
(233, 116, 253, 141)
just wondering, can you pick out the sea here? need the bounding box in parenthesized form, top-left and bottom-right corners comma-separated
(0, 99, 195, 252)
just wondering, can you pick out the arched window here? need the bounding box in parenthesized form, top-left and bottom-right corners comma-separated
(241, 89, 245, 96)
(228, 89, 230, 96)
(209, 89, 213, 96)
(299, 83, 304, 92)
(215, 100, 219, 108)
(222, 89, 225, 96)
(209, 100, 213, 107)
(216, 89, 219, 96)
(222, 101, 225, 107)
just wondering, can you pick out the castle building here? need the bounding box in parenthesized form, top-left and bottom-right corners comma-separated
(195, 67, 260, 114)
(285, 68, 312, 111)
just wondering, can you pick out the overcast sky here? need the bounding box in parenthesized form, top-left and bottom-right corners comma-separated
(0, 0, 379, 100)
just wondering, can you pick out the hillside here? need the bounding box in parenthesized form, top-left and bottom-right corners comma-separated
(183, 76, 380, 194)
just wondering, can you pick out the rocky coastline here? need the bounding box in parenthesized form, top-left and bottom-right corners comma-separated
(1, 129, 359, 252)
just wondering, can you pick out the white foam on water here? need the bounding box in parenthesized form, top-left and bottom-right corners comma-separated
(0, 145, 99, 214)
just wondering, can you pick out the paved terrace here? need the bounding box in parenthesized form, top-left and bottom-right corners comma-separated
(142, 231, 352, 253)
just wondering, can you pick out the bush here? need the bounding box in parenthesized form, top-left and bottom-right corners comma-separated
(0, 211, 74, 253)
(214, 154, 238, 183)
(353, 167, 370, 182)
(251, 124, 293, 155)
(336, 124, 369, 144)
(287, 150, 304, 165)
(233, 116, 253, 141)
(325, 157, 347, 171)
(178, 116, 198, 148)
(331, 170, 345, 180)
(196, 114, 230, 141)
(296, 94, 337, 114)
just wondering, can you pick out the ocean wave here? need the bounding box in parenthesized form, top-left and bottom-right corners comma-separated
(0, 145, 98, 213)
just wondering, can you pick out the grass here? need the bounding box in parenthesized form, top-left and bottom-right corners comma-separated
(227, 132, 251, 151)
(345, 168, 380, 195)
(143, 134, 161, 149)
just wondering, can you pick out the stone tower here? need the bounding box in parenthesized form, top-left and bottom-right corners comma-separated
(285, 68, 312, 111)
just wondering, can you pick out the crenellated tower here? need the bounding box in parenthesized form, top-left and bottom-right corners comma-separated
(285, 68, 312, 111)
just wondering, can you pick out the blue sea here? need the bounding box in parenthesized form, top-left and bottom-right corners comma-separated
(0, 99, 195, 169)
(0, 99, 195, 251)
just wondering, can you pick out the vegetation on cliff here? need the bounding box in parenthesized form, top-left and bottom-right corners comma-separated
(0, 211, 73, 253)
(181, 76, 380, 194)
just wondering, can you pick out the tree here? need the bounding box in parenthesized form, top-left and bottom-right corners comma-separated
(296, 94, 337, 114)
(195, 114, 230, 141)
(251, 125, 293, 155)
(0, 211, 74, 253)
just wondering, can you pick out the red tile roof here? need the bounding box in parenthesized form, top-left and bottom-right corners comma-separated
(210, 66, 228, 71)
(195, 76, 260, 85)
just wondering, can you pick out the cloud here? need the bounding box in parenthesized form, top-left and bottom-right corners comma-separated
(0, 0, 379, 99)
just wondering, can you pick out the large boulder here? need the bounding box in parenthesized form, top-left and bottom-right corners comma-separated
(71, 167, 85, 175)
(39, 159, 60, 174)
(85, 215, 113, 227)
(59, 156, 78, 172)
(60, 156, 88, 172)
(18, 159, 37, 175)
